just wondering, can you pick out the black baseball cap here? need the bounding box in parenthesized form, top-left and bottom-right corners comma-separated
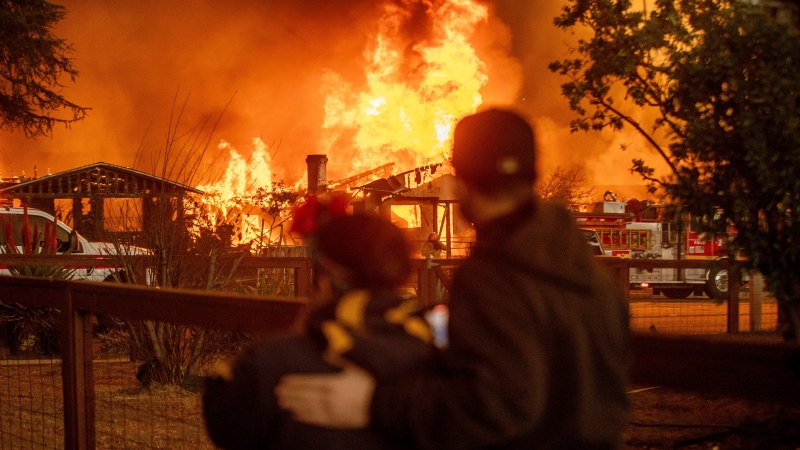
(451, 109, 536, 190)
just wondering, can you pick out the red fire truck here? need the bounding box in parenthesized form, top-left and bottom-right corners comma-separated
(573, 194, 731, 300)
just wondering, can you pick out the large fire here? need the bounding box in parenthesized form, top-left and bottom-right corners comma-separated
(321, 0, 488, 176)
(195, 0, 490, 249)
(194, 138, 281, 248)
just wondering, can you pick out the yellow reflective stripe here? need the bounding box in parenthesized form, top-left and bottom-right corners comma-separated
(335, 290, 370, 333)
(385, 300, 433, 344)
(384, 299, 424, 322)
(321, 321, 354, 356)
(404, 317, 433, 343)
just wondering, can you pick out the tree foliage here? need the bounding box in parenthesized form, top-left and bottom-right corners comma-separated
(550, 0, 800, 337)
(0, 0, 89, 137)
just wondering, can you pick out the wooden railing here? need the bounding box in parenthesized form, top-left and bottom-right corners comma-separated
(0, 253, 737, 312)
(0, 275, 306, 449)
(0, 255, 798, 449)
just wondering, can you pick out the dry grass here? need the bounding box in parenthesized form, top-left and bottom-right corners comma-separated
(93, 360, 216, 450)
(1, 356, 217, 450)
(0, 358, 64, 449)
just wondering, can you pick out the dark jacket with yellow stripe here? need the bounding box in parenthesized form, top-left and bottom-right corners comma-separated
(203, 290, 433, 450)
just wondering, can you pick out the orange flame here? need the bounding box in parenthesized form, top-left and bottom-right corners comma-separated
(195, 0, 492, 246)
(321, 0, 489, 176)
(194, 138, 276, 245)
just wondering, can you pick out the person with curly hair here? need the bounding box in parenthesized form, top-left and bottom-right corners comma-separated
(203, 197, 432, 449)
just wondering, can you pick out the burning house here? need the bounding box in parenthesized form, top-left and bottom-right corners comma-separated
(304, 153, 471, 258)
(0, 0, 522, 257)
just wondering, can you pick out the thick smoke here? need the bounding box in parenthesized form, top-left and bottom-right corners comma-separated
(0, 0, 659, 193)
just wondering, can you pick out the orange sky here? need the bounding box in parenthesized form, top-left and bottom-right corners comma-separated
(0, 0, 668, 198)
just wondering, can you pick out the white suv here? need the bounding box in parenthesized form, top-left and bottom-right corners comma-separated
(0, 206, 146, 282)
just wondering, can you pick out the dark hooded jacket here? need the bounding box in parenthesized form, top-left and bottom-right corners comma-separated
(371, 197, 630, 449)
(203, 289, 433, 450)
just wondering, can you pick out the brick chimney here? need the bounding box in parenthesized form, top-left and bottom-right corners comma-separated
(306, 154, 328, 194)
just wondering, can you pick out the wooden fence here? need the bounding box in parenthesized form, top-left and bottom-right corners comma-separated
(0, 255, 798, 449)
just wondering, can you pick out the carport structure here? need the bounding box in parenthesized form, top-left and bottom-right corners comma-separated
(0, 162, 203, 243)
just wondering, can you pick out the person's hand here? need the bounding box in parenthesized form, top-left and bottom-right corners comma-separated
(275, 364, 376, 429)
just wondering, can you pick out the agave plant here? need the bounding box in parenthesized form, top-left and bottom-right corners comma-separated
(0, 205, 75, 279)
(0, 206, 73, 355)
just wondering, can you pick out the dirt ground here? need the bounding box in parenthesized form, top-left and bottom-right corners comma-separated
(3, 353, 800, 449)
(625, 385, 800, 449)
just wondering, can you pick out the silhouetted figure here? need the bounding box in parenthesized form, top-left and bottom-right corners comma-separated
(276, 109, 630, 450)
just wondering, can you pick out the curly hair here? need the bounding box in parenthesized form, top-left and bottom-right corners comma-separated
(314, 214, 412, 290)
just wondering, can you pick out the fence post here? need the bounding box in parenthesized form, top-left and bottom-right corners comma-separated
(295, 259, 312, 298)
(60, 284, 96, 450)
(727, 261, 741, 334)
(749, 271, 764, 332)
(599, 257, 629, 308)
(417, 260, 435, 309)
(617, 259, 630, 307)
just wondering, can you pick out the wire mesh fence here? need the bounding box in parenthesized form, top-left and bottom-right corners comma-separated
(93, 371, 212, 450)
(0, 266, 304, 450)
(0, 256, 790, 449)
(90, 319, 239, 450)
(0, 299, 64, 449)
(0, 355, 64, 449)
(629, 289, 780, 335)
(0, 319, 242, 450)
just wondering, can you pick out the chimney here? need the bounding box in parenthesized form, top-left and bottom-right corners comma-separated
(306, 154, 328, 194)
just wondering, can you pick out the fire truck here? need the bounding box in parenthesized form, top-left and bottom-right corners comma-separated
(574, 193, 731, 300)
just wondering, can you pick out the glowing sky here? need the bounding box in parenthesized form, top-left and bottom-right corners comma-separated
(0, 0, 664, 195)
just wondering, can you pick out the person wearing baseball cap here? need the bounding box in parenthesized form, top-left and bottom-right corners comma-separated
(451, 108, 537, 191)
(277, 109, 631, 450)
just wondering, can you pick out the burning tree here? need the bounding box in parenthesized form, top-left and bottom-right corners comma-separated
(193, 140, 300, 257)
(249, 180, 301, 250)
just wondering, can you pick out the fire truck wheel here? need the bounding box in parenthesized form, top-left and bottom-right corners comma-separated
(661, 287, 694, 299)
(705, 266, 728, 300)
